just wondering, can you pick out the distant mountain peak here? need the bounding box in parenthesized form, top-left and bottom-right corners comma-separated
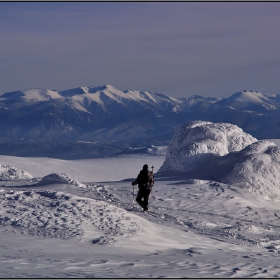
(217, 89, 277, 111)
(59, 87, 89, 97)
(87, 84, 119, 93)
(0, 88, 61, 103)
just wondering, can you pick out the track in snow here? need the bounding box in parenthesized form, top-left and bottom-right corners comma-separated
(81, 181, 280, 252)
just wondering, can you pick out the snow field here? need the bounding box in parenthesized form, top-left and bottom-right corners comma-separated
(0, 186, 144, 244)
(0, 154, 165, 182)
(108, 179, 280, 251)
(1, 133, 280, 277)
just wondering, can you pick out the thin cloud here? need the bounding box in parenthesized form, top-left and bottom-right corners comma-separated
(0, 2, 280, 97)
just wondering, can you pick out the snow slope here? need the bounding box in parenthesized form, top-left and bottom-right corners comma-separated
(2, 153, 280, 277)
(2, 128, 280, 277)
(0, 149, 280, 278)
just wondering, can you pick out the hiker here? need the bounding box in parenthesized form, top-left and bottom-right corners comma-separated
(132, 164, 154, 211)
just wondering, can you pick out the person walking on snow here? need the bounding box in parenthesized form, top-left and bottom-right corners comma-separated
(132, 164, 154, 211)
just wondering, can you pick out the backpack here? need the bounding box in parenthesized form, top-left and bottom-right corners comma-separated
(139, 170, 154, 188)
(148, 171, 154, 184)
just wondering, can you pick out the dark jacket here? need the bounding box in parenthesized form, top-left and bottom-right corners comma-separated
(133, 169, 154, 190)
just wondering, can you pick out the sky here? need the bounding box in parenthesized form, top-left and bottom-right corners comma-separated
(0, 2, 280, 98)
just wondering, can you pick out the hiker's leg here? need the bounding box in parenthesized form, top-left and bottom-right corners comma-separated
(136, 189, 144, 202)
(143, 189, 151, 209)
(136, 189, 145, 208)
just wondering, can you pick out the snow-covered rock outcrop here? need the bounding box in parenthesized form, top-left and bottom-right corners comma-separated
(158, 121, 280, 200)
(158, 121, 257, 174)
(221, 140, 280, 200)
(0, 165, 33, 180)
(39, 173, 82, 187)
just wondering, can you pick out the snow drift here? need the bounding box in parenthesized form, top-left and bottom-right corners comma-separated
(158, 121, 280, 200)
(0, 165, 33, 181)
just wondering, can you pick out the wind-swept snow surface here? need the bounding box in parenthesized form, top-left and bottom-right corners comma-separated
(1, 151, 280, 277)
(0, 187, 142, 243)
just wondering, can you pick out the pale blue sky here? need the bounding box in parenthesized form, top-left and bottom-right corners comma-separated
(1, 2, 280, 98)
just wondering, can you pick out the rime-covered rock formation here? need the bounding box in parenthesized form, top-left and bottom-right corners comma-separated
(158, 121, 280, 200)
(40, 173, 82, 186)
(158, 121, 257, 174)
(221, 140, 280, 200)
(0, 165, 33, 180)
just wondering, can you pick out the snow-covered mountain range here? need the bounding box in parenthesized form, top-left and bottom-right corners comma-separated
(0, 85, 280, 158)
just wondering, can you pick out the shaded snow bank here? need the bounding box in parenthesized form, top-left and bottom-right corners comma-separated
(159, 121, 280, 200)
(0, 165, 33, 180)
